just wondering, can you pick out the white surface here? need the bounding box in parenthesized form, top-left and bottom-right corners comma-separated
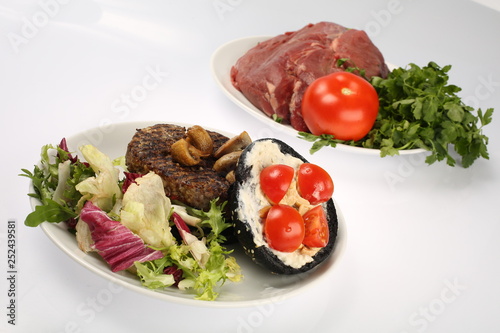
(211, 35, 426, 156)
(34, 121, 347, 308)
(471, 0, 500, 12)
(1, 0, 499, 332)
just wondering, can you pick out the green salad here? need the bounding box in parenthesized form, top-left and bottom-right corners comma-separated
(21, 140, 242, 301)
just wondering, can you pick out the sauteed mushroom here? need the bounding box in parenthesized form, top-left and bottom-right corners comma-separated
(186, 125, 213, 157)
(214, 131, 252, 159)
(170, 126, 252, 185)
(213, 151, 242, 173)
(171, 138, 202, 166)
(225, 170, 236, 183)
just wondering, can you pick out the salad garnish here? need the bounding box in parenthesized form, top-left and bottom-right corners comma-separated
(20, 140, 242, 301)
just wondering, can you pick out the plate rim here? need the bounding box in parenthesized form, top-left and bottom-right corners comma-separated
(32, 120, 348, 308)
(210, 35, 427, 156)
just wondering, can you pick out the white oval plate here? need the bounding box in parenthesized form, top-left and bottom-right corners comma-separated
(211, 36, 426, 156)
(31, 121, 347, 308)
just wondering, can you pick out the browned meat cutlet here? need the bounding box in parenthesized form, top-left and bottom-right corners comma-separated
(125, 124, 230, 210)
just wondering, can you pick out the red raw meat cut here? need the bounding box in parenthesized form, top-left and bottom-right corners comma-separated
(231, 22, 389, 132)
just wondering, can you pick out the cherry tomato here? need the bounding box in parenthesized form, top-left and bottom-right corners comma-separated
(259, 164, 295, 204)
(302, 206, 329, 248)
(302, 71, 379, 141)
(297, 163, 334, 205)
(264, 204, 305, 252)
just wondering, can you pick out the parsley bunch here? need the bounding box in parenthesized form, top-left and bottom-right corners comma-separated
(299, 62, 493, 167)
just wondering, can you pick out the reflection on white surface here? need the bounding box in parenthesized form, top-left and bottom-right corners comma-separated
(98, 11, 174, 44)
(470, 0, 500, 12)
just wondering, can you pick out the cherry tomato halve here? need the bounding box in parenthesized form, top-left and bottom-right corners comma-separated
(302, 71, 379, 141)
(259, 164, 295, 204)
(302, 206, 329, 248)
(264, 205, 305, 252)
(297, 163, 334, 205)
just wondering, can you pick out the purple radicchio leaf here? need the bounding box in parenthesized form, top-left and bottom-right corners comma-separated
(122, 172, 144, 194)
(79, 201, 164, 272)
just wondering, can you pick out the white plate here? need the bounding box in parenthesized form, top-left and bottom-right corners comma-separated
(31, 121, 347, 308)
(210, 36, 426, 156)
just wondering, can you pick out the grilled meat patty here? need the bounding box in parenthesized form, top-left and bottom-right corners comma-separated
(125, 124, 230, 210)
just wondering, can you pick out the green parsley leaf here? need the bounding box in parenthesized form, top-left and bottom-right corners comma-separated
(272, 113, 283, 123)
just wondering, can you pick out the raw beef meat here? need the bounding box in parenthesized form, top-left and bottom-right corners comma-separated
(231, 22, 389, 132)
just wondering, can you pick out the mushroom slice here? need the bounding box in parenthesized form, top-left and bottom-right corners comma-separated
(213, 150, 242, 173)
(187, 125, 213, 157)
(214, 131, 252, 159)
(171, 138, 201, 166)
(225, 170, 236, 184)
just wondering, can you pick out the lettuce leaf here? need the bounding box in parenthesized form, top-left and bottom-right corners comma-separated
(190, 200, 231, 244)
(135, 201, 243, 301)
(134, 258, 176, 289)
(120, 172, 174, 248)
(180, 244, 242, 301)
(21, 142, 94, 227)
(167, 202, 242, 301)
(80, 201, 164, 272)
(75, 145, 122, 212)
(24, 199, 77, 227)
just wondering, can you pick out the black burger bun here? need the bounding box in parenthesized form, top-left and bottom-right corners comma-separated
(228, 138, 338, 275)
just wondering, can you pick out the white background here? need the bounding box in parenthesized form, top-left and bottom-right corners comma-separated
(1, 0, 499, 332)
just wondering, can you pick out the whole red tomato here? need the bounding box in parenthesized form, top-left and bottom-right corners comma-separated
(301, 71, 379, 141)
